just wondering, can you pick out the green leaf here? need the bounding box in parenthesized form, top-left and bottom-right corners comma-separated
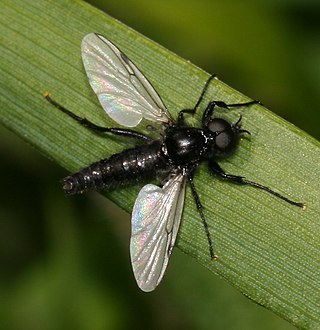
(1, 0, 319, 329)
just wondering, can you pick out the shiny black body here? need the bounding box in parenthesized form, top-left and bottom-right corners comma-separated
(63, 141, 169, 194)
(64, 126, 213, 195)
(45, 75, 304, 259)
(164, 127, 209, 165)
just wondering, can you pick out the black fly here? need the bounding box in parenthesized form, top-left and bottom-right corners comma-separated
(44, 33, 305, 292)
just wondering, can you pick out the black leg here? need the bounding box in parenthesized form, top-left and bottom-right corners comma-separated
(193, 74, 217, 111)
(219, 100, 261, 108)
(209, 160, 305, 208)
(177, 109, 196, 125)
(177, 74, 216, 125)
(187, 173, 218, 260)
(202, 100, 261, 127)
(202, 100, 229, 127)
(44, 93, 153, 142)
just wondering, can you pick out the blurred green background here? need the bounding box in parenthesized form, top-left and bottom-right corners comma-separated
(1, 0, 319, 329)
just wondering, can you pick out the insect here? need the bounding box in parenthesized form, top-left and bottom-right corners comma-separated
(45, 33, 305, 292)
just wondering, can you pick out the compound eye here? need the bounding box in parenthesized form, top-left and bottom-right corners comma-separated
(207, 118, 237, 157)
(207, 118, 230, 134)
(215, 130, 233, 150)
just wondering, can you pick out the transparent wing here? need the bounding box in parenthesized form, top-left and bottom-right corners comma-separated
(81, 33, 172, 127)
(130, 173, 186, 292)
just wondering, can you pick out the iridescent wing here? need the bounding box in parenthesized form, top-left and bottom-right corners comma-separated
(130, 173, 186, 292)
(81, 33, 172, 127)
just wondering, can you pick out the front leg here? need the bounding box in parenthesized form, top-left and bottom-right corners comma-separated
(202, 100, 260, 127)
(202, 101, 230, 127)
(209, 160, 305, 208)
(177, 74, 217, 126)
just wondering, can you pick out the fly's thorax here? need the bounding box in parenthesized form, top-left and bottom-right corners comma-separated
(162, 127, 209, 165)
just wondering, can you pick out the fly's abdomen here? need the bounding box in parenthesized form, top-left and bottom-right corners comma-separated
(63, 141, 169, 195)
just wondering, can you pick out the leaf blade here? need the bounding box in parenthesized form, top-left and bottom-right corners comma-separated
(0, 0, 319, 328)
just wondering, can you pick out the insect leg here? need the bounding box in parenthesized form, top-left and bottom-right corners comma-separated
(44, 93, 153, 142)
(202, 100, 229, 127)
(201, 99, 260, 128)
(209, 160, 305, 208)
(187, 173, 218, 260)
(224, 100, 261, 108)
(177, 74, 216, 125)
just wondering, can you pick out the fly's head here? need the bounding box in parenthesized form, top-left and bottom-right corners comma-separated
(206, 115, 250, 158)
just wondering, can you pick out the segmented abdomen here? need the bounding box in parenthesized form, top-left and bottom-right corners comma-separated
(63, 141, 169, 195)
